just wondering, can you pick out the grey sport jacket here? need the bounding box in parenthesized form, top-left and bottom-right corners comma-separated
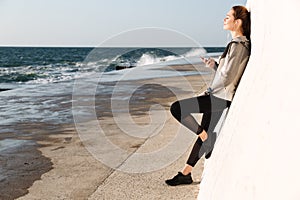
(208, 36, 250, 101)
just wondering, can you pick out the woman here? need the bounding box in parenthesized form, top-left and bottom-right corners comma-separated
(165, 5, 251, 186)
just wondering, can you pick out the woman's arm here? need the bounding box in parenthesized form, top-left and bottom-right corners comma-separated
(209, 42, 249, 91)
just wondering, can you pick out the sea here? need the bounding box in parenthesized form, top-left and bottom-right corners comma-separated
(0, 47, 224, 149)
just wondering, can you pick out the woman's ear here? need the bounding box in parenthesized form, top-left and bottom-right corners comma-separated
(235, 19, 242, 26)
(235, 19, 243, 30)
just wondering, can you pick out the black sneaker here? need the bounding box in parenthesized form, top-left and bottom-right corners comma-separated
(205, 150, 213, 159)
(165, 172, 193, 186)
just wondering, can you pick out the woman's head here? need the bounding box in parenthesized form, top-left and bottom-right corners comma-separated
(223, 6, 251, 40)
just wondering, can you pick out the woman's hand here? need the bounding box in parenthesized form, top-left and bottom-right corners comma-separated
(200, 57, 216, 69)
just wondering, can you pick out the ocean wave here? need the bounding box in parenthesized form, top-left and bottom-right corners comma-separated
(0, 47, 224, 84)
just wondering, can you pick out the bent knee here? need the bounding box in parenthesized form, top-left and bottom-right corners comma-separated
(170, 101, 181, 119)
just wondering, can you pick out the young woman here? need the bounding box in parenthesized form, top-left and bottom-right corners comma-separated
(166, 5, 251, 186)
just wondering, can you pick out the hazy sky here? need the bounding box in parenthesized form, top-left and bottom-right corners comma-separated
(0, 0, 247, 47)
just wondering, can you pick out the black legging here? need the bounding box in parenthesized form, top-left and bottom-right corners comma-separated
(170, 94, 231, 167)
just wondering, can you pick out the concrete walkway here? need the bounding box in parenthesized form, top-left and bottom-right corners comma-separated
(18, 112, 204, 200)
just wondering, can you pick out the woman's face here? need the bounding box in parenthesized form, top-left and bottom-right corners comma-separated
(223, 9, 236, 31)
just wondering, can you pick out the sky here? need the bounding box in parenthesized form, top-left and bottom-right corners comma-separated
(0, 0, 247, 47)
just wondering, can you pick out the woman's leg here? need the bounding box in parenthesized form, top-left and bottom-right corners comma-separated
(185, 138, 203, 169)
(166, 97, 211, 184)
(166, 95, 230, 185)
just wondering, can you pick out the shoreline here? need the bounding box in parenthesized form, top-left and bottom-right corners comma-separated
(2, 64, 213, 199)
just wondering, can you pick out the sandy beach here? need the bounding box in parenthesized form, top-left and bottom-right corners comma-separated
(1, 63, 214, 200)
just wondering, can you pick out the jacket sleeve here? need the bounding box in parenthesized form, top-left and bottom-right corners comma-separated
(209, 43, 248, 91)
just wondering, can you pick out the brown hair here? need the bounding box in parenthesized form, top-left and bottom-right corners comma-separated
(232, 6, 251, 40)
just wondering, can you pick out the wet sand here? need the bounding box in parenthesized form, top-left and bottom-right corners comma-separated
(0, 140, 52, 200)
(1, 63, 214, 199)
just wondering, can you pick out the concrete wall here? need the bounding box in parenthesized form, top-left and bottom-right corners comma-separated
(198, 0, 300, 199)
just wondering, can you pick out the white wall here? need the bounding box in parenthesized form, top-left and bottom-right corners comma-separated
(198, 0, 300, 199)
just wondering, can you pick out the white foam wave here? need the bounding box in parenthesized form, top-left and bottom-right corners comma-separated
(136, 48, 208, 67)
(136, 54, 166, 66)
(136, 53, 181, 66)
(183, 48, 207, 57)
